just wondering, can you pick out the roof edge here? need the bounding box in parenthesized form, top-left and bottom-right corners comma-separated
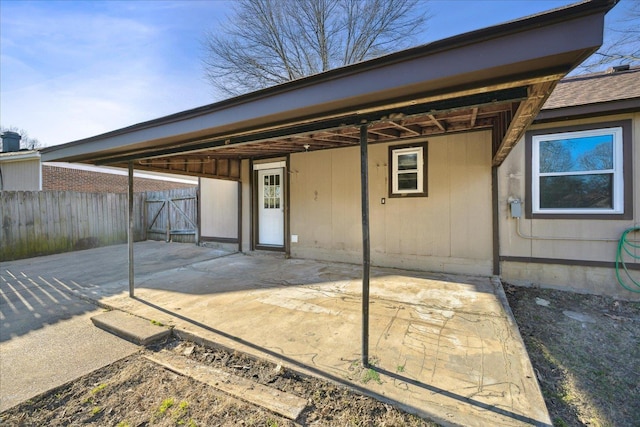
(42, 0, 617, 155)
(536, 97, 640, 122)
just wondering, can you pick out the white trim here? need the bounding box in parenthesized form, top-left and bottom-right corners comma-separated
(391, 146, 423, 195)
(0, 151, 40, 163)
(44, 162, 198, 184)
(253, 161, 286, 171)
(531, 127, 624, 214)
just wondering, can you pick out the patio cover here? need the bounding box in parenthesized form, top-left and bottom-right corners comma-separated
(42, 0, 616, 177)
(40, 0, 615, 366)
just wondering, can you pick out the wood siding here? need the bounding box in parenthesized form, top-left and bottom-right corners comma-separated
(288, 131, 494, 275)
(497, 112, 640, 298)
(200, 178, 238, 240)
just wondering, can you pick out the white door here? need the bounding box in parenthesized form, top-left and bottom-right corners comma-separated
(258, 168, 284, 246)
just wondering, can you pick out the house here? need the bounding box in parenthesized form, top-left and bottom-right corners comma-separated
(0, 150, 41, 191)
(41, 2, 631, 296)
(41, 162, 197, 193)
(0, 131, 41, 191)
(498, 64, 640, 298)
(0, 132, 197, 192)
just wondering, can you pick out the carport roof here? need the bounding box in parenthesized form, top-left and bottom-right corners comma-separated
(41, 0, 616, 177)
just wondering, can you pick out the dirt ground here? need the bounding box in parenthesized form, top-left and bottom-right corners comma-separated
(0, 338, 437, 427)
(1, 285, 638, 427)
(504, 284, 640, 427)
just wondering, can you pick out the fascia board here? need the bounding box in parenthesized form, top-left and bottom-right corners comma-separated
(41, 4, 610, 163)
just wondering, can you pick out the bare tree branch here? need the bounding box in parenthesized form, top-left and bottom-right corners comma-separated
(0, 126, 42, 151)
(202, 0, 429, 97)
(578, 0, 640, 73)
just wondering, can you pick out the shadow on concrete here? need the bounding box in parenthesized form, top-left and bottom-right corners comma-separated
(0, 270, 99, 342)
(0, 242, 232, 342)
(133, 296, 551, 427)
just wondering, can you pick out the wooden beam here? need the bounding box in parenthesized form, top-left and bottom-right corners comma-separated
(470, 107, 478, 128)
(388, 121, 421, 136)
(492, 80, 558, 166)
(427, 114, 446, 132)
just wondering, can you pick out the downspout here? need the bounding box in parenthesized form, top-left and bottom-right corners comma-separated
(492, 166, 500, 276)
(359, 123, 370, 367)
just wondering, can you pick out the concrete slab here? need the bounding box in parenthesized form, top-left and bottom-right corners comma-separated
(91, 310, 171, 345)
(0, 309, 139, 412)
(100, 252, 550, 427)
(1, 243, 551, 426)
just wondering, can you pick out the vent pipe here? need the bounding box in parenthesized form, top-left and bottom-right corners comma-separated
(607, 64, 630, 73)
(1, 131, 21, 153)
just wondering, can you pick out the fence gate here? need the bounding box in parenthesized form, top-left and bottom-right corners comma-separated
(145, 192, 198, 244)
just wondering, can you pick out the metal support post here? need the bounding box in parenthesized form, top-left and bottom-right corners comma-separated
(128, 161, 135, 297)
(359, 123, 370, 367)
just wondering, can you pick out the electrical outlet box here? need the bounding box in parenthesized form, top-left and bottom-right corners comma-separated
(510, 200, 522, 218)
(291, 234, 298, 243)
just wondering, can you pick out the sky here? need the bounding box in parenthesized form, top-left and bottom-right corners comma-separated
(0, 0, 631, 147)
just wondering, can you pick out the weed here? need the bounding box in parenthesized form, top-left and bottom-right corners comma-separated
(151, 319, 165, 326)
(116, 422, 130, 427)
(158, 397, 174, 415)
(91, 383, 107, 395)
(173, 400, 190, 423)
(91, 406, 102, 416)
(396, 364, 405, 373)
(554, 417, 569, 427)
(362, 368, 382, 384)
(266, 418, 279, 427)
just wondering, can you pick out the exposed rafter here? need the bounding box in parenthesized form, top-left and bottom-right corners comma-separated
(470, 108, 478, 128)
(492, 80, 558, 166)
(427, 114, 446, 132)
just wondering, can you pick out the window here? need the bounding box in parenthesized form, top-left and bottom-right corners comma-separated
(262, 173, 281, 209)
(389, 142, 427, 197)
(527, 121, 632, 218)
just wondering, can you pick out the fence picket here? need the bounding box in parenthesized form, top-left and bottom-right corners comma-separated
(0, 188, 197, 261)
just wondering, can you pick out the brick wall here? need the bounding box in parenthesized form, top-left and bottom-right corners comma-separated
(42, 165, 196, 193)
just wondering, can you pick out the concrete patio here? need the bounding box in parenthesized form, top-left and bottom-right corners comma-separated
(1, 241, 550, 426)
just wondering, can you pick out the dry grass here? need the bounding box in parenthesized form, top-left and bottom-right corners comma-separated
(505, 284, 640, 427)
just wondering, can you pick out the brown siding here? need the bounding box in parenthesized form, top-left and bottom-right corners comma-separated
(288, 131, 494, 275)
(497, 112, 640, 299)
(42, 165, 196, 193)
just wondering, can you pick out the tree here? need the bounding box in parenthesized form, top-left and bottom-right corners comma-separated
(202, 0, 429, 97)
(579, 0, 640, 72)
(0, 126, 42, 151)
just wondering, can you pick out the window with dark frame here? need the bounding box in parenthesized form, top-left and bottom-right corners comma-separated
(389, 142, 427, 198)
(525, 120, 632, 219)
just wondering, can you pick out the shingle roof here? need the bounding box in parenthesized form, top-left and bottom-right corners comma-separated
(542, 65, 640, 110)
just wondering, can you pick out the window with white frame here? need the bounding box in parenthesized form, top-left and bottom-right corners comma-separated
(531, 127, 624, 214)
(389, 143, 427, 197)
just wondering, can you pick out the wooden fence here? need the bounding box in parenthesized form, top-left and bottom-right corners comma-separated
(145, 188, 198, 244)
(0, 187, 197, 261)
